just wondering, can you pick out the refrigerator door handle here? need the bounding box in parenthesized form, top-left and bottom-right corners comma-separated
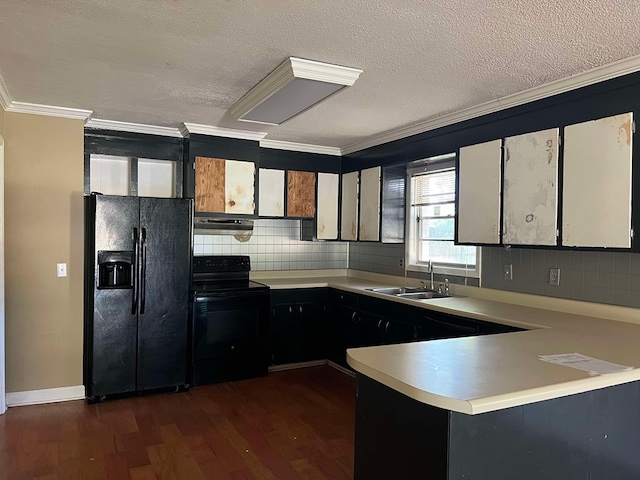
(132, 227, 139, 314)
(140, 227, 147, 314)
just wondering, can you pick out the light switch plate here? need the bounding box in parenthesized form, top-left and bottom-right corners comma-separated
(57, 263, 67, 278)
(549, 268, 560, 286)
(503, 264, 513, 280)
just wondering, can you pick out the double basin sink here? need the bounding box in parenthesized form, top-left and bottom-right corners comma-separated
(365, 286, 449, 300)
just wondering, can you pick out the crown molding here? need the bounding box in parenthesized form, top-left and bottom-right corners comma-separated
(290, 57, 362, 86)
(0, 74, 10, 110)
(181, 123, 268, 141)
(6, 101, 92, 120)
(260, 139, 342, 156)
(85, 118, 183, 137)
(228, 57, 362, 124)
(341, 54, 640, 155)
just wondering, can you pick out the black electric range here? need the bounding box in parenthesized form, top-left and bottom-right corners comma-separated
(190, 256, 270, 386)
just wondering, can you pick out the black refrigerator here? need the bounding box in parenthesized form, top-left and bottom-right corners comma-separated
(84, 194, 193, 401)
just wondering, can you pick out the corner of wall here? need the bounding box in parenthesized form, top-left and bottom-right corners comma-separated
(4, 112, 85, 392)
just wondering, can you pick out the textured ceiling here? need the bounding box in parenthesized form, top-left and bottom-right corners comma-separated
(0, 0, 639, 149)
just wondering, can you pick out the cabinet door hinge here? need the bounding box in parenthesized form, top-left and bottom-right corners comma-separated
(192, 162, 196, 170)
(631, 229, 634, 239)
(556, 229, 559, 238)
(558, 135, 562, 147)
(633, 121, 637, 134)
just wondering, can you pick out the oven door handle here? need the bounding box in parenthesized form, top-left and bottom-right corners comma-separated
(194, 290, 270, 300)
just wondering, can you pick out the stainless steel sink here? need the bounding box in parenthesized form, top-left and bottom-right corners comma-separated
(396, 291, 449, 300)
(365, 286, 424, 295)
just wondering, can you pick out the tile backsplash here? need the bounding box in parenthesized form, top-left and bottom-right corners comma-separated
(196, 222, 640, 309)
(348, 242, 405, 276)
(481, 247, 640, 308)
(348, 242, 480, 286)
(194, 219, 348, 271)
(349, 242, 639, 307)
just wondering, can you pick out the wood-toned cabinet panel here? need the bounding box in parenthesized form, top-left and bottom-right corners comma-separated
(287, 171, 316, 218)
(225, 159, 256, 215)
(317, 172, 339, 240)
(341, 171, 359, 241)
(359, 166, 381, 241)
(258, 168, 285, 217)
(563, 113, 633, 248)
(457, 139, 502, 244)
(503, 128, 559, 245)
(195, 157, 226, 213)
(195, 156, 255, 215)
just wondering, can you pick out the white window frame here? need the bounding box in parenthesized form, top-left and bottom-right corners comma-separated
(405, 154, 481, 279)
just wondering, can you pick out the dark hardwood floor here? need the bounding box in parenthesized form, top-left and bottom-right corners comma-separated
(0, 366, 355, 480)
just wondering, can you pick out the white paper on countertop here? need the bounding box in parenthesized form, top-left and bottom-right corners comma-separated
(538, 353, 633, 376)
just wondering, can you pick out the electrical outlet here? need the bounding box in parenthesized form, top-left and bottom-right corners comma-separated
(56, 263, 67, 278)
(503, 264, 513, 280)
(399, 258, 404, 268)
(549, 268, 560, 286)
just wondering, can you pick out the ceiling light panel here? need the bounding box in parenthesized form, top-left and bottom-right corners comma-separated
(229, 57, 362, 125)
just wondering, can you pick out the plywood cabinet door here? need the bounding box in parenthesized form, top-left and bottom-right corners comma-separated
(195, 156, 255, 215)
(503, 128, 559, 245)
(195, 157, 226, 213)
(359, 166, 381, 241)
(258, 168, 285, 217)
(562, 113, 633, 248)
(457, 139, 502, 244)
(287, 171, 316, 218)
(317, 173, 339, 240)
(341, 171, 359, 241)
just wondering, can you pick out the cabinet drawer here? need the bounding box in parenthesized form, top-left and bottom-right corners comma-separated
(328, 289, 358, 308)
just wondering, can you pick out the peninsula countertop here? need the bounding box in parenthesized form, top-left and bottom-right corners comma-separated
(253, 270, 640, 414)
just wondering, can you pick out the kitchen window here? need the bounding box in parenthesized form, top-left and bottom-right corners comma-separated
(406, 154, 480, 278)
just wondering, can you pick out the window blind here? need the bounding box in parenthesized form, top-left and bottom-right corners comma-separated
(411, 168, 455, 207)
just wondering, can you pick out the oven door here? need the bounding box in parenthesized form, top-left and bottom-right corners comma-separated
(191, 290, 270, 386)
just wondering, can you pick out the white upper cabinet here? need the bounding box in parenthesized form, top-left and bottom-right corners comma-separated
(258, 168, 285, 217)
(503, 128, 559, 245)
(224, 159, 256, 215)
(316, 173, 339, 240)
(359, 166, 381, 241)
(340, 171, 359, 241)
(562, 112, 633, 248)
(457, 139, 502, 244)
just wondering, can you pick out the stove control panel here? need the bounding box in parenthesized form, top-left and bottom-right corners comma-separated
(193, 255, 251, 273)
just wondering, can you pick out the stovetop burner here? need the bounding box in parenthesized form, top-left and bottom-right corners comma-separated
(191, 255, 269, 295)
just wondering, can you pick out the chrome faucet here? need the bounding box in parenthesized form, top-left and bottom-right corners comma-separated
(444, 278, 450, 296)
(427, 259, 435, 291)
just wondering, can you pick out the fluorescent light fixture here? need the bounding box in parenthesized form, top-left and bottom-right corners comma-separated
(228, 57, 362, 125)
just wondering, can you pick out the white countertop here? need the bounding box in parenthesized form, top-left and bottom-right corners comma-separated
(254, 270, 640, 415)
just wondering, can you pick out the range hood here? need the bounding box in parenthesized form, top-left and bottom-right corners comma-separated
(194, 217, 254, 236)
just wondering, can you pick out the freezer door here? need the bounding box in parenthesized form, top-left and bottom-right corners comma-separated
(137, 197, 192, 390)
(89, 195, 139, 397)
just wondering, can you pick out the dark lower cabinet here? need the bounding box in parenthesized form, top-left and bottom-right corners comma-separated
(274, 288, 526, 369)
(270, 288, 327, 365)
(356, 374, 640, 480)
(327, 289, 359, 367)
(359, 312, 417, 346)
(417, 312, 479, 340)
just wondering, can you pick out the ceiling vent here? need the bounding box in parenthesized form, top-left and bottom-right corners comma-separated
(228, 57, 362, 125)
